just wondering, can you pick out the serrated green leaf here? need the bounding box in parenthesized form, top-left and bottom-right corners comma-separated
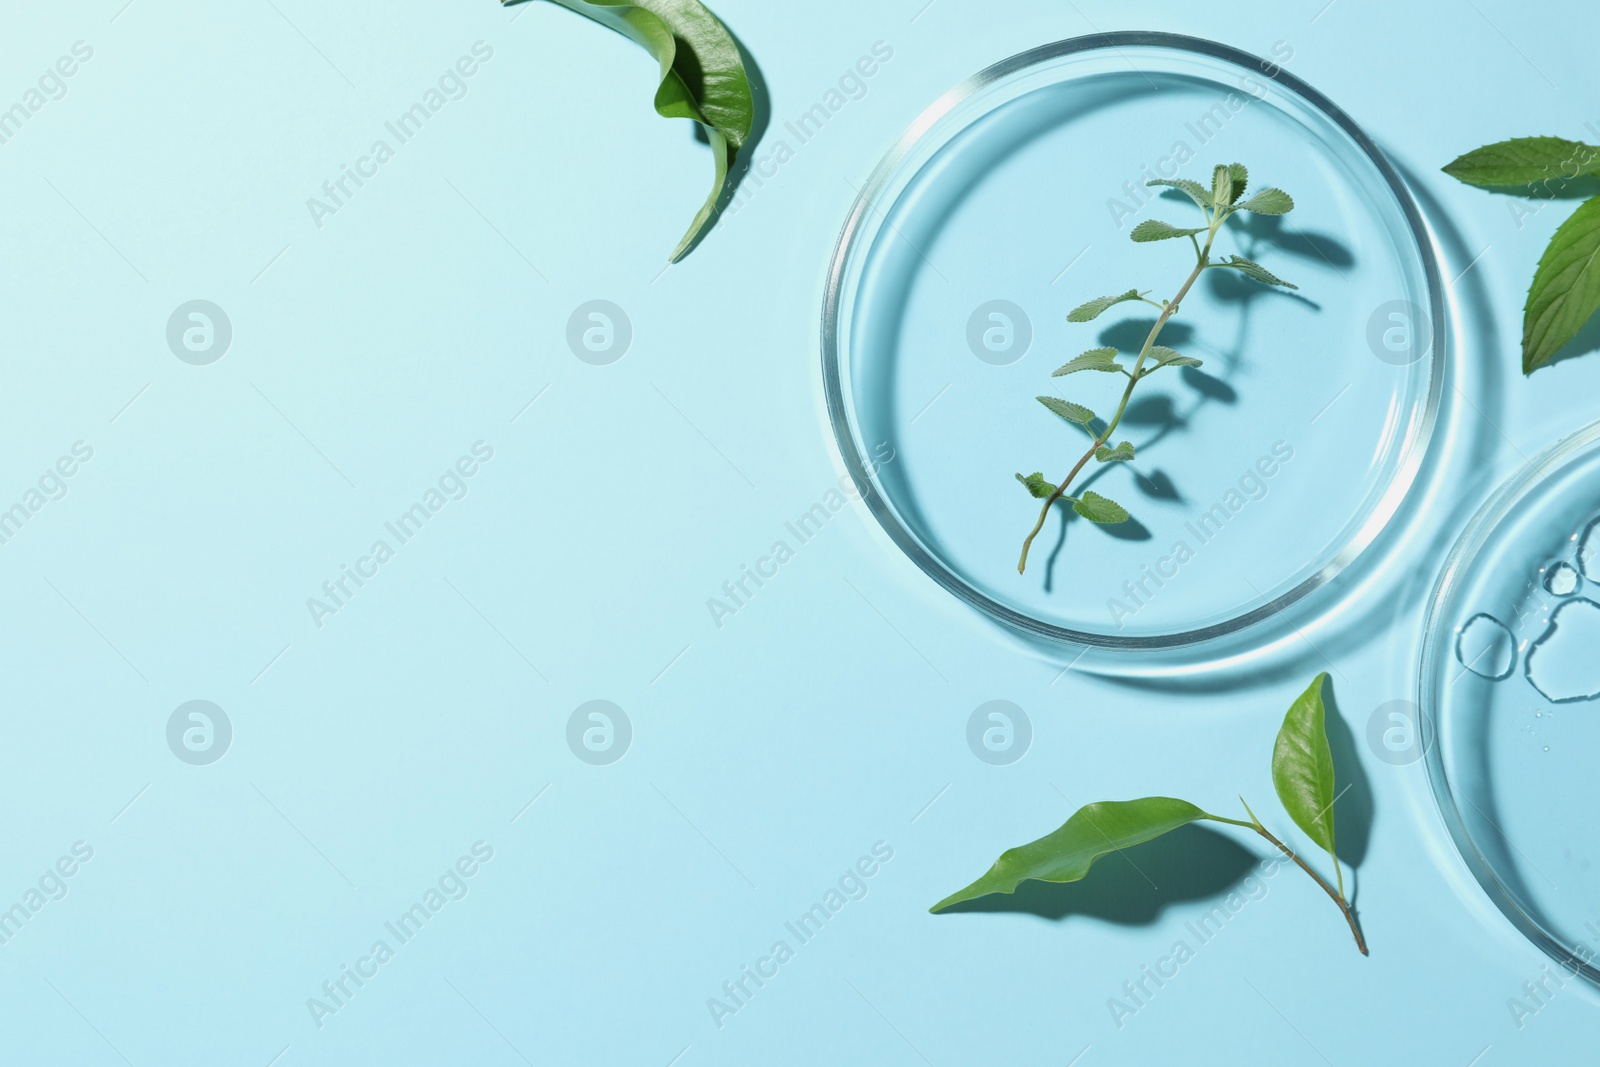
(1052, 348, 1121, 376)
(1212, 164, 1233, 209)
(1145, 345, 1203, 370)
(930, 797, 1219, 912)
(1094, 441, 1136, 463)
(1524, 194, 1600, 373)
(1443, 136, 1600, 188)
(516, 0, 756, 262)
(1071, 490, 1129, 524)
(1036, 396, 1096, 426)
(1015, 472, 1057, 499)
(1227, 163, 1248, 202)
(1272, 673, 1339, 862)
(1217, 255, 1298, 290)
(1146, 177, 1213, 210)
(1130, 220, 1207, 243)
(1235, 188, 1295, 215)
(1066, 289, 1141, 323)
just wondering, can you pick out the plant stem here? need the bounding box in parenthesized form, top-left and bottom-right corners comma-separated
(1017, 221, 1221, 574)
(1216, 802, 1368, 956)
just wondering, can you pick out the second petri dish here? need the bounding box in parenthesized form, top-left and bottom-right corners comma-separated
(823, 33, 1443, 650)
(1422, 421, 1600, 982)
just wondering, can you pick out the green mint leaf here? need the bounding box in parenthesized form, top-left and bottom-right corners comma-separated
(1146, 177, 1213, 210)
(1145, 345, 1203, 370)
(1052, 348, 1121, 376)
(1443, 136, 1600, 188)
(1130, 220, 1206, 243)
(1071, 490, 1129, 524)
(930, 797, 1217, 912)
(1271, 673, 1339, 863)
(1015, 472, 1057, 499)
(1066, 289, 1142, 322)
(1235, 188, 1295, 215)
(1211, 164, 1234, 209)
(525, 0, 755, 262)
(1523, 194, 1600, 373)
(1217, 255, 1298, 290)
(1094, 441, 1136, 463)
(1228, 163, 1248, 202)
(1036, 396, 1096, 426)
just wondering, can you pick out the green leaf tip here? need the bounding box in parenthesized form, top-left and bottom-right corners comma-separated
(1015, 472, 1057, 499)
(930, 797, 1216, 913)
(1067, 290, 1142, 322)
(1052, 348, 1121, 376)
(1523, 193, 1600, 373)
(527, 0, 756, 262)
(1271, 672, 1339, 862)
(1130, 220, 1206, 243)
(1036, 396, 1096, 426)
(1443, 136, 1600, 188)
(1217, 255, 1298, 290)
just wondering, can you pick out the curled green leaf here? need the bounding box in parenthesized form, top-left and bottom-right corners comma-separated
(1071, 490, 1129, 524)
(1094, 441, 1136, 463)
(1052, 348, 1122, 376)
(1036, 396, 1096, 426)
(1234, 188, 1294, 215)
(1227, 163, 1248, 203)
(1015, 472, 1057, 499)
(1271, 673, 1339, 862)
(1211, 164, 1234, 209)
(1067, 289, 1142, 322)
(1443, 136, 1600, 188)
(1145, 345, 1202, 370)
(1216, 254, 1298, 290)
(1523, 193, 1600, 374)
(513, 0, 755, 261)
(1130, 220, 1206, 243)
(1146, 177, 1213, 210)
(930, 797, 1218, 912)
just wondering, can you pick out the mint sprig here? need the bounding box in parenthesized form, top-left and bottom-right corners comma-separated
(1016, 162, 1299, 574)
(1444, 136, 1600, 372)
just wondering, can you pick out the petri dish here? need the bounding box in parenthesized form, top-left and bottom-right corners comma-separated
(1421, 421, 1600, 981)
(822, 33, 1443, 650)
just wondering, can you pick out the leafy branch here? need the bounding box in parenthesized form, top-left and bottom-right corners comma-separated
(1444, 136, 1600, 373)
(931, 674, 1367, 956)
(506, 0, 755, 261)
(1016, 163, 1297, 574)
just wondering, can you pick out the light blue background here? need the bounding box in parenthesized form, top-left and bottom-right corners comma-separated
(0, 0, 1595, 1064)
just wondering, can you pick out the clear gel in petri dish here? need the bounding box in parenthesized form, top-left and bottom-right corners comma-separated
(1422, 420, 1600, 981)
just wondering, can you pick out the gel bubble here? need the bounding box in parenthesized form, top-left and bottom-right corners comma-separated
(1524, 597, 1600, 703)
(1544, 562, 1580, 597)
(1454, 613, 1516, 680)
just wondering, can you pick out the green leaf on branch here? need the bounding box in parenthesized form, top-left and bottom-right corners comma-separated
(1052, 348, 1122, 376)
(1131, 220, 1206, 243)
(1015, 472, 1057, 499)
(1443, 136, 1600, 188)
(1146, 345, 1203, 370)
(1067, 289, 1142, 322)
(929, 797, 1218, 912)
(1523, 194, 1600, 373)
(1094, 441, 1136, 463)
(1146, 177, 1213, 210)
(1036, 396, 1096, 426)
(1272, 673, 1339, 862)
(1216, 255, 1298, 290)
(1212, 164, 1234, 209)
(513, 0, 755, 261)
(1235, 188, 1295, 215)
(1071, 490, 1129, 524)
(1227, 163, 1248, 202)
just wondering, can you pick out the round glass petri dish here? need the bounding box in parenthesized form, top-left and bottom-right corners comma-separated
(822, 33, 1443, 650)
(1421, 421, 1600, 981)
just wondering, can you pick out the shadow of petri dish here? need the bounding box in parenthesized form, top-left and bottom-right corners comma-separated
(823, 33, 1443, 657)
(1422, 419, 1600, 984)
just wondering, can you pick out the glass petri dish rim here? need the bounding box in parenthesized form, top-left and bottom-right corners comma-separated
(1419, 418, 1600, 983)
(820, 30, 1447, 651)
